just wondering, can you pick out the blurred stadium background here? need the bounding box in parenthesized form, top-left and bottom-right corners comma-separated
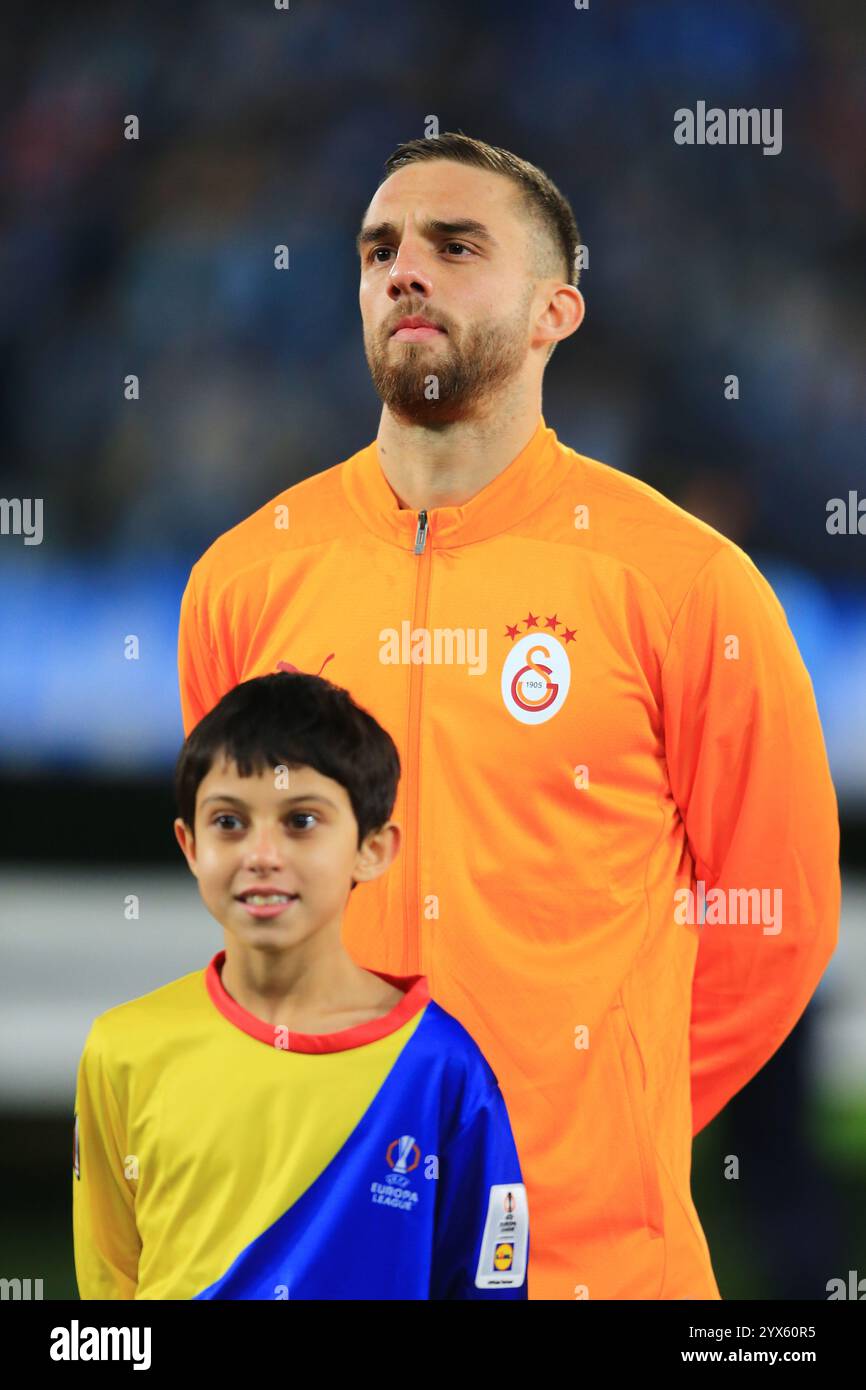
(1, 0, 864, 1299)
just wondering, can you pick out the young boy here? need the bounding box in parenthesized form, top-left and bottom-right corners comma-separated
(72, 672, 528, 1300)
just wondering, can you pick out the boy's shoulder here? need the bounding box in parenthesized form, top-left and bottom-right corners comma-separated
(83, 967, 209, 1065)
(416, 996, 494, 1060)
(412, 996, 502, 1104)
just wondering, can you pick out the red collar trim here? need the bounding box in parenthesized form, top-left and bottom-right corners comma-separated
(204, 950, 430, 1054)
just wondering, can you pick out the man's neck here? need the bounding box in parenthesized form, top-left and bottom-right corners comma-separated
(375, 403, 543, 512)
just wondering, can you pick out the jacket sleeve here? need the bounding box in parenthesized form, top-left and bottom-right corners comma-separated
(72, 1021, 140, 1299)
(177, 566, 232, 736)
(432, 1077, 529, 1300)
(661, 542, 841, 1136)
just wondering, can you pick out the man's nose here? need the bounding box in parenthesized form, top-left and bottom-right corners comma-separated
(387, 239, 433, 299)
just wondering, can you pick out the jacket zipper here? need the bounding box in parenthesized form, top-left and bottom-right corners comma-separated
(405, 509, 431, 973)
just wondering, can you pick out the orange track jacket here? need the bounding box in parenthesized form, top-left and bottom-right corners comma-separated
(178, 417, 840, 1299)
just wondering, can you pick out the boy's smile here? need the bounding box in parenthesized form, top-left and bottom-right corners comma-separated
(235, 887, 299, 919)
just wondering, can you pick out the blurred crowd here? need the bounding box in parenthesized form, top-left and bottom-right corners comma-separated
(1, 0, 864, 574)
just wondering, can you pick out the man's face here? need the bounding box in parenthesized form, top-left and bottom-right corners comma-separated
(173, 756, 394, 956)
(358, 160, 542, 426)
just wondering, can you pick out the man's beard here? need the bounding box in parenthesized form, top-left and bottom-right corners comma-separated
(364, 294, 532, 428)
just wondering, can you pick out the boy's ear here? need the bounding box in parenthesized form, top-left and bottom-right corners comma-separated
(174, 818, 199, 878)
(352, 821, 401, 886)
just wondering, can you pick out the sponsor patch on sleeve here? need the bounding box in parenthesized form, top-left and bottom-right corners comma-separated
(474, 1183, 528, 1288)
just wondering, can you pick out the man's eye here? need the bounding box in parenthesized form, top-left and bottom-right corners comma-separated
(213, 813, 242, 831)
(290, 812, 317, 831)
(369, 242, 472, 262)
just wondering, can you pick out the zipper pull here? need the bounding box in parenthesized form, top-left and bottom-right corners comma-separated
(413, 508, 429, 555)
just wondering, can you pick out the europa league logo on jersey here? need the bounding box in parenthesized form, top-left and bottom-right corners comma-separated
(386, 1134, 421, 1174)
(500, 614, 574, 725)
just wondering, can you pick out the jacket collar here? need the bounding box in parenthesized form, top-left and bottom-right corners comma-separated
(341, 415, 572, 549)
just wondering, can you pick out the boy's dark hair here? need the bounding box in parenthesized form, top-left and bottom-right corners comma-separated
(380, 131, 582, 362)
(174, 674, 401, 888)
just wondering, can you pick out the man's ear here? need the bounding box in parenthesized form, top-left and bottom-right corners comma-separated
(536, 282, 584, 353)
(174, 818, 199, 878)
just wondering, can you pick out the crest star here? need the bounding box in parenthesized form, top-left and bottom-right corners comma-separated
(562, 626, 577, 643)
(505, 624, 521, 640)
(523, 611, 540, 629)
(545, 615, 560, 630)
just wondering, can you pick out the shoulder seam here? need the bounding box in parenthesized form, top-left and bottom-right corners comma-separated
(659, 541, 741, 675)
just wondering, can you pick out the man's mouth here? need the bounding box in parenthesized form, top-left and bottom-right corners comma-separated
(391, 315, 446, 342)
(391, 327, 445, 343)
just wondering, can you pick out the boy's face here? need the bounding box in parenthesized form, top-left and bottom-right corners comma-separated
(174, 755, 399, 954)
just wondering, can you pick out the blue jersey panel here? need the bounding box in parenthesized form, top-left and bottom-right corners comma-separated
(194, 1002, 526, 1300)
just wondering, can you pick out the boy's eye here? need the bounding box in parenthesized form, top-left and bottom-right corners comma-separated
(211, 811, 318, 832)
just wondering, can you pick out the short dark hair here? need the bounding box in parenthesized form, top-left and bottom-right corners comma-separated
(174, 673, 401, 873)
(380, 131, 582, 361)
